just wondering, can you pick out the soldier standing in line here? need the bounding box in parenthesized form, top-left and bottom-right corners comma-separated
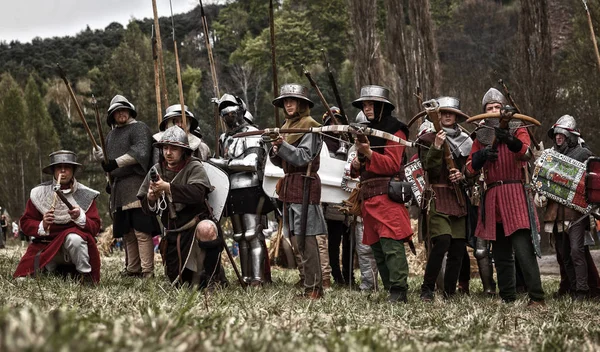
(94, 95, 160, 278)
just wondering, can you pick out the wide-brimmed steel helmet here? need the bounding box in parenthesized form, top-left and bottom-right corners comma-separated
(107, 95, 137, 126)
(436, 96, 469, 121)
(159, 104, 199, 132)
(272, 84, 314, 109)
(352, 85, 395, 111)
(42, 150, 82, 175)
(153, 126, 192, 151)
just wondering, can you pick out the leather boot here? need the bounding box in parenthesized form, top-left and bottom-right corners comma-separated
(389, 287, 408, 303)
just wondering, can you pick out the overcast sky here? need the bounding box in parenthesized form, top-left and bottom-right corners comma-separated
(0, 0, 222, 43)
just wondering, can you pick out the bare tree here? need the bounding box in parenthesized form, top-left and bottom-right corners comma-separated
(347, 0, 385, 92)
(517, 0, 555, 139)
(383, 0, 441, 121)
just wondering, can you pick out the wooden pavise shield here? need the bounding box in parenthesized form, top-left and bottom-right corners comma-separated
(467, 109, 544, 257)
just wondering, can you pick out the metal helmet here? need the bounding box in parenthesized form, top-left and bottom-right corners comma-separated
(244, 110, 254, 124)
(272, 84, 314, 108)
(352, 85, 395, 111)
(218, 93, 243, 111)
(548, 114, 580, 139)
(417, 120, 436, 144)
(436, 96, 469, 121)
(153, 126, 192, 151)
(322, 106, 342, 125)
(481, 88, 508, 112)
(191, 126, 203, 139)
(107, 94, 137, 126)
(159, 104, 199, 132)
(355, 111, 368, 124)
(42, 150, 81, 175)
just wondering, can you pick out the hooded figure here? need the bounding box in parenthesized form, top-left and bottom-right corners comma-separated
(349, 85, 412, 303)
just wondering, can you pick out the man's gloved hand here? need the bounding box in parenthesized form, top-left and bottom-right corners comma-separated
(494, 127, 523, 153)
(92, 147, 104, 162)
(471, 145, 498, 170)
(500, 105, 518, 120)
(105, 183, 111, 195)
(101, 159, 118, 173)
(534, 193, 547, 208)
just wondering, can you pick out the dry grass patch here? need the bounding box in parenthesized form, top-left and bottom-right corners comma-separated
(0, 242, 599, 351)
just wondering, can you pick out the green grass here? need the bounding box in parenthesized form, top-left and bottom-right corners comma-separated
(1, 243, 600, 352)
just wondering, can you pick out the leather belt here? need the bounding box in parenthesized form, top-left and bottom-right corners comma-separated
(486, 180, 522, 190)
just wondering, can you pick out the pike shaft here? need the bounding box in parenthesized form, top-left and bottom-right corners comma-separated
(56, 64, 98, 149)
(199, 0, 224, 156)
(169, 0, 187, 132)
(152, 26, 163, 128)
(584, 4, 600, 74)
(173, 41, 188, 133)
(152, 0, 169, 107)
(269, 0, 280, 127)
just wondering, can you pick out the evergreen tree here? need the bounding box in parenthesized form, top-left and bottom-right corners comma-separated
(0, 74, 34, 216)
(25, 74, 61, 184)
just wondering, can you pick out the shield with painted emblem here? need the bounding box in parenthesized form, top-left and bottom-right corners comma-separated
(532, 149, 591, 213)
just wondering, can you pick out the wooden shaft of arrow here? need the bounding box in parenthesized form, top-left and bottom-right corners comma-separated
(173, 41, 187, 133)
(152, 0, 169, 107)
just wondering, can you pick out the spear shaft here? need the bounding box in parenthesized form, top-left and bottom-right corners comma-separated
(152, 0, 169, 107)
(152, 25, 163, 129)
(56, 64, 99, 149)
(199, 0, 223, 156)
(269, 0, 280, 127)
(582, 0, 600, 74)
(321, 50, 348, 125)
(169, 0, 187, 133)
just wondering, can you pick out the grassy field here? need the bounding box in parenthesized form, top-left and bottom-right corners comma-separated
(1, 242, 600, 352)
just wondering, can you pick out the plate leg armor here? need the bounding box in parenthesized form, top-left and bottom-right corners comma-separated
(243, 213, 265, 285)
(232, 214, 251, 283)
(474, 238, 496, 294)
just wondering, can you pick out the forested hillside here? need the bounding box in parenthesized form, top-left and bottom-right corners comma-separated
(0, 0, 598, 223)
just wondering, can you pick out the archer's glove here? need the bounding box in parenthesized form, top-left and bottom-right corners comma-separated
(494, 127, 523, 153)
(471, 145, 498, 170)
(102, 159, 118, 173)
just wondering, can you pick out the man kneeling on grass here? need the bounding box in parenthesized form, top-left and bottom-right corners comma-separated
(14, 150, 101, 284)
(138, 126, 226, 288)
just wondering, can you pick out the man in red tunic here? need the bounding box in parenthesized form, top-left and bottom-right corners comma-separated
(14, 150, 101, 284)
(466, 88, 544, 305)
(350, 85, 413, 303)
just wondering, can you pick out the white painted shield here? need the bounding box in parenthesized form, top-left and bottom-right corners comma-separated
(203, 162, 230, 220)
(263, 144, 350, 204)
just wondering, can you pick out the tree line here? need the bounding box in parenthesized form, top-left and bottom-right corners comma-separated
(0, 0, 598, 223)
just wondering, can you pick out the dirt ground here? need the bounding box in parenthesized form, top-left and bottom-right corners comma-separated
(537, 249, 600, 275)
